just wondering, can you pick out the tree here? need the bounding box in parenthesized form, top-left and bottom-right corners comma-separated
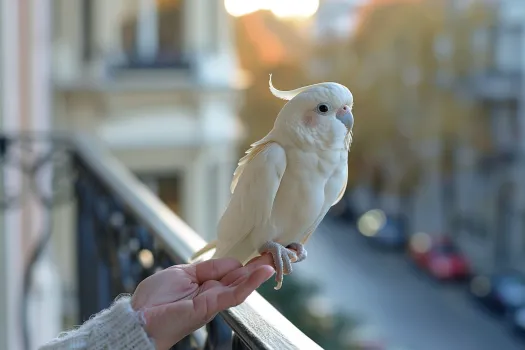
(310, 0, 494, 206)
(232, 11, 314, 152)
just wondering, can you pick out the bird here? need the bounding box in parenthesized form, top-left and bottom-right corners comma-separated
(191, 75, 354, 290)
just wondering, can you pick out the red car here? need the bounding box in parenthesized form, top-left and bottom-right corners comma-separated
(408, 233, 470, 280)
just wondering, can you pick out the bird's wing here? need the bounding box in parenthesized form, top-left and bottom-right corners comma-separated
(215, 141, 287, 258)
(332, 165, 348, 206)
(230, 138, 275, 193)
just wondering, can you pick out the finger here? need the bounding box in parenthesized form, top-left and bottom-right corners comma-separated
(195, 258, 243, 284)
(231, 265, 275, 303)
(216, 265, 274, 311)
(221, 254, 275, 286)
(220, 266, 253, 287)
(245, 253, 274, 267)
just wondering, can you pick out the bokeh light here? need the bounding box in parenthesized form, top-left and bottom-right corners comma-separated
(357, 209, 386, 237)
(138, 249, 155, 269)
(410, 232, 432, 254)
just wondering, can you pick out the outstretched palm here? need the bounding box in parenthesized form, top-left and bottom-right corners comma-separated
(131, 255, 275, 350)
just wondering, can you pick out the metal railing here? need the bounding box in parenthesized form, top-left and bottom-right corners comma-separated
(0, 132, 323, 350)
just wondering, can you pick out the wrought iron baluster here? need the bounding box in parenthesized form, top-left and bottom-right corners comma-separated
(0, 135, 75, 350)
(75, 162, 114, 322)
(2, 133, 322, 350)
(204, 315, 233, 350)
(232, 334, 250, 350)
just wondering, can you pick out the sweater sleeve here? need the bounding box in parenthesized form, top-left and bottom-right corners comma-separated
(39, 295, 156, 350)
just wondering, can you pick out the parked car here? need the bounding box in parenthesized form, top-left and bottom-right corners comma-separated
(511, 306, 525, 335)
(357, 209, 408, 250)
(468, 270, 525, 322)
(407, 233, 470, 280)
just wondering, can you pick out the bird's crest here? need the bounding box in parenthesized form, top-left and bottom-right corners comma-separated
(269, 74, 352, 106)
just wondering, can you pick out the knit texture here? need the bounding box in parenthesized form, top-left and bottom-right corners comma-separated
(39, 295, 156, 350)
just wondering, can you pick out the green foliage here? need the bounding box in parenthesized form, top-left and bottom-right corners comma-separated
(310, 1, 495, 193)
(258, 275, 361, 350)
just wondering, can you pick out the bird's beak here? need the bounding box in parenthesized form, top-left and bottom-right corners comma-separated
(336, 105, 353, 131)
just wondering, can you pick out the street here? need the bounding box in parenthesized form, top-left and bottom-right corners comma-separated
(293, 219, 525, 350)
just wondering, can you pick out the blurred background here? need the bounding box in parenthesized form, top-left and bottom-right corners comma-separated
(2, 0, 525, 349)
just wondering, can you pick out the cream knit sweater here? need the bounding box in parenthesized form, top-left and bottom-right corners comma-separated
(39, 296, 156, 350)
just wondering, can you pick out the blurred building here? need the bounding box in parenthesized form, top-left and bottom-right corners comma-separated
(2, 0, 245, 349)
(312, 0, 362, 41)
(1, 1, 60, 349)
(313, 0, 381, 40)
(52, 0, 244, 241)
(312, 0, 525, 275)
(455, 0, 525, 274)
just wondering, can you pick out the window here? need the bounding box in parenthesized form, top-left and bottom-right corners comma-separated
(493, 24, 523, 73)
(120, 0, 189, 69)
(137, 173, 182, 216)
(490, 101, 519, 153)
(157, 174, 182, 216)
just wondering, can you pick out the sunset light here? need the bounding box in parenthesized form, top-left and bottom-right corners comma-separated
(224, 0, 319, 19)
(271, 0, 319, 18)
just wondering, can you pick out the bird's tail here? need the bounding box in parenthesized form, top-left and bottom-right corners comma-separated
(189, 240, 218, 263)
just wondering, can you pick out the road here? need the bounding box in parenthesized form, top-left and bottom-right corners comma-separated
(293, 219, 525, 350)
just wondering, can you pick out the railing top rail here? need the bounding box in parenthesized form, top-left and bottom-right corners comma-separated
(70, 132, 323, 350)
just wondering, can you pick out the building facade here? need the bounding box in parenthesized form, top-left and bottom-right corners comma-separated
(1, 0, 245, 348)
(455, 0, 525, 274)
(1, 0, 63, 349)
(51, 0, 244, 241)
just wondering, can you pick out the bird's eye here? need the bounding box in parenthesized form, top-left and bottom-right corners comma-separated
(316, 103, 330, 114)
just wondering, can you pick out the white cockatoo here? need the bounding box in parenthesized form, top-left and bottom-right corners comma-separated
(191, 75, 354, 289)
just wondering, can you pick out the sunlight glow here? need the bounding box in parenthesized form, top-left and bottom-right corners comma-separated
(224, 0, 319, 19)
(271, 0, 319, 19)
(224, 0, 261, 17)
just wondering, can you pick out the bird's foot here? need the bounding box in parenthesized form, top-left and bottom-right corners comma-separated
(286, 242, 307, 263)
(259, 241, 298, 290)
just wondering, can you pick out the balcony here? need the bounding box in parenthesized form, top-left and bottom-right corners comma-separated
(467, 70, 522, 101)
(0, 132, 322, 350)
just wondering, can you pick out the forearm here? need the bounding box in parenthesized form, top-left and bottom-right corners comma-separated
(39, 295, 156, 350)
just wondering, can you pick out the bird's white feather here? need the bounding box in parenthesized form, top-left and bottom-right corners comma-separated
(213, 141, 287, 263)
(192, 77, 353, 274)
(332, 164, 348, 206)
(230, 133, 275, 194)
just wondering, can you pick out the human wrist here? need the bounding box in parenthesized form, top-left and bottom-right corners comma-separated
(132, 296, 177, 350)
(106, 296, 156, 348)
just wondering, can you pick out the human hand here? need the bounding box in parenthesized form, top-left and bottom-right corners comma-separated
(131, 255, 275, 350)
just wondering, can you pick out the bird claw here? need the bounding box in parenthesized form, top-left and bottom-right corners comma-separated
(259, 241, 298, 290)
(286, 242, 307, 263)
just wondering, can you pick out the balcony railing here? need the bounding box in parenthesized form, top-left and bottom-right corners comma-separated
(116, 53, 193, 70)
(0, 132, 323, 350)
(467, 69, 522, 101)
